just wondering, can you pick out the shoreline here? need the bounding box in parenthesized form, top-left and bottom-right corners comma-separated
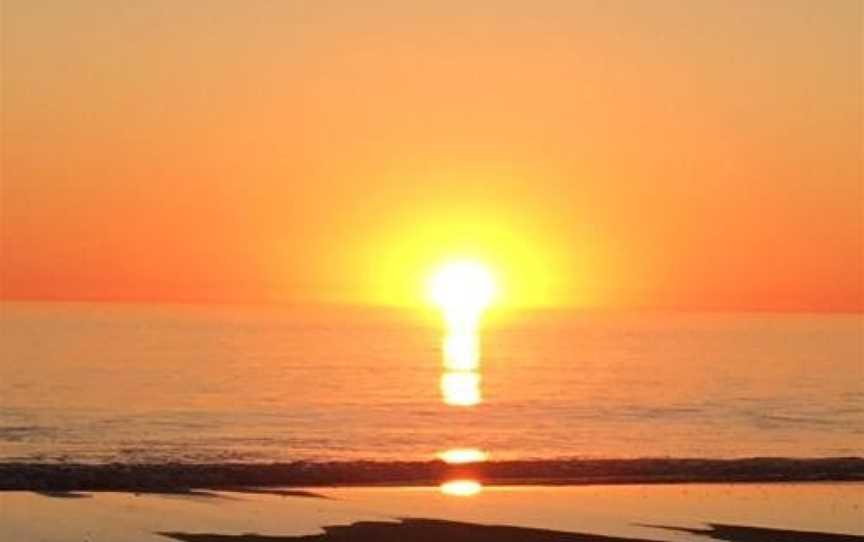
(2, 457, 862, 492)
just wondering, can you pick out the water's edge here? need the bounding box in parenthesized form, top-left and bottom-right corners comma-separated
(2, 457, 861, 491)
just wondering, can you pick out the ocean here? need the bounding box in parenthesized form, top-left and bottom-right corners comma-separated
(1, 302, 861, 464)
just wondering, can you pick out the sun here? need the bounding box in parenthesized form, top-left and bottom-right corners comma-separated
(428, 260, 497, 315)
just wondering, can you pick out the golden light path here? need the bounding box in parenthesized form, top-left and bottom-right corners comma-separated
(442, 331, 479, 371)
(428, 261, 496, 496)
(430, 261, 496, 407)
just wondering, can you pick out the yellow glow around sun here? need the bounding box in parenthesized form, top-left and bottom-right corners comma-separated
(356, 195, 577, 309)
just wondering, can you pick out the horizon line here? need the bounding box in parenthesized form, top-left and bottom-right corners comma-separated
(2, 295, 862, 315)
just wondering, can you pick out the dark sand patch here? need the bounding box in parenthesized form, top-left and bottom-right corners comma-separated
(226, 488, 329, 499)
(133, 489, 230, 500)
(645, 522, 863, 541)
(33, 490, 91, 499)
(159, 518, 658, 541)
(160, 519, 864, 542)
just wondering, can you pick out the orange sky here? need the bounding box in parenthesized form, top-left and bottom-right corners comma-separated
(2, 0, 862, 311)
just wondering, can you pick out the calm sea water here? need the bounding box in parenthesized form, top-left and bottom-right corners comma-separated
(0, 302, 861, 463)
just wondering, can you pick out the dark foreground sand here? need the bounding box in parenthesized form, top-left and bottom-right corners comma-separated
(160, 518, 863, 542)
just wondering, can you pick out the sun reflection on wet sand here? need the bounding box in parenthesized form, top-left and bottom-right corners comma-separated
(439, 479, 483, 496)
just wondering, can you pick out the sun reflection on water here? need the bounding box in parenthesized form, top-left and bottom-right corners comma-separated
(437, 448, 489, 464)
(441, 325, 483, 406)
(442, 331, 480, 370)
(440, 371, 481, 406)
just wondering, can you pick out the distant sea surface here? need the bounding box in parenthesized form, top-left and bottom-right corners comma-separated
(1, 302, 861, 464)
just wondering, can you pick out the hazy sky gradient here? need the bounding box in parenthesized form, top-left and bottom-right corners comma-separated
(2, 0, 861, 310)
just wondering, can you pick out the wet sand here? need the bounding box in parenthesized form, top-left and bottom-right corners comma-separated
(4, 458, 862, 540)
(2, 482, 862, 542)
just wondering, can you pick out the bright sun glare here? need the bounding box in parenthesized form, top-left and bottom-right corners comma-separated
(428, 261, 497, 326)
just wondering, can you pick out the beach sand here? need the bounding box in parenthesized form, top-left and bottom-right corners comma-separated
(2, 483, 862, 542)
